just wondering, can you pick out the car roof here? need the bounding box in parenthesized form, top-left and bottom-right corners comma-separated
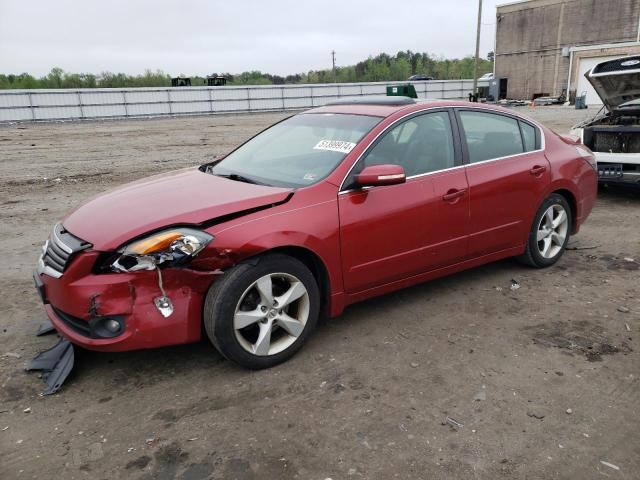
(307, 103, 412, 117)
(309, 99, 519, 118)
(325, 96, 416, 107)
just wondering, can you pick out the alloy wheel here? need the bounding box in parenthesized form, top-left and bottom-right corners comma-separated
(233, 273, 310, 356)
(536, 204, 568, 259)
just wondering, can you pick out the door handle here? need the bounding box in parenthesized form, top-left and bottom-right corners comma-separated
(442, 188, 466, 202)
(530, 165, 547, 176)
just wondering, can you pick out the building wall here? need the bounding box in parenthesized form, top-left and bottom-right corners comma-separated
(495, 0, 640, 99)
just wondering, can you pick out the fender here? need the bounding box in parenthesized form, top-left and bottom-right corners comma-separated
(193, 187, 344, 304)
(193, 228, 342, 317)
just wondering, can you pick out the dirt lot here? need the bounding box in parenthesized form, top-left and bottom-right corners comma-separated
(1, 106, 638, 479)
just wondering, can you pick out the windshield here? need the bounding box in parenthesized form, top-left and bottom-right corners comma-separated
(207, 113, 381, 187)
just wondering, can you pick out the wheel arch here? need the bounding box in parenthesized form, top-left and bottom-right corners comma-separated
(245, 246, 332, 318)
(550, 188, 578, 234)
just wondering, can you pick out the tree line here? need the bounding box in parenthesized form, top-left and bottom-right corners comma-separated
(0, 51, 493, 89)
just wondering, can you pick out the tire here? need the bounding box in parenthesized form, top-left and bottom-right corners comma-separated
(203, 253, 320, 369)
(518, 193, 572, 268)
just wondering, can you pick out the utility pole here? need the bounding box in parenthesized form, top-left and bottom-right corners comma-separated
(472, 0, 483, 98)
(331, 50, 337, 83)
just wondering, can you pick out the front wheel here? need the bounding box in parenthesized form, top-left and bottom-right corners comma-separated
(203, 254, 320, 369)
(518, 193, 572, 268)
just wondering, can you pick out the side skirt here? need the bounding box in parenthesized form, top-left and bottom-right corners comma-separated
(329, 245, 524, 316)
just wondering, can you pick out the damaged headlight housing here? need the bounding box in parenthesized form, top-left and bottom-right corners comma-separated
(112, 228, 213, 272)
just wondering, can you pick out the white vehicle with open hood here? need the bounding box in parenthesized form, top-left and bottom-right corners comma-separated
(571, 55, 640, 187)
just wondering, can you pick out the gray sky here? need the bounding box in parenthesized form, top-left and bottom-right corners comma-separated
(0, 0, 501, 76)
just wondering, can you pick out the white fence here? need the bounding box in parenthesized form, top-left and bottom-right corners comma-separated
(0, 79, 487, 123)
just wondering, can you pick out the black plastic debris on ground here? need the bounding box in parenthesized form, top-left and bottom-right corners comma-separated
(26, 338, 74, 395)
(526, 320, 633, 362)
(36, 319, 56, 336)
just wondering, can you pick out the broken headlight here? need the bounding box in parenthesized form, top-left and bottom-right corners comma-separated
(111, 228, 213, 273)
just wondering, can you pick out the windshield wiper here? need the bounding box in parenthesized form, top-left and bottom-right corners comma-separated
(213, 172, 269, 186)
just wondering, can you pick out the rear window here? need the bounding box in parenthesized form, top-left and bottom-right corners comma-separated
(459, 111, 524, 163)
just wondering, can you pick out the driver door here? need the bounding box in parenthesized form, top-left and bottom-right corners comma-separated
(338, 110, 467, 293)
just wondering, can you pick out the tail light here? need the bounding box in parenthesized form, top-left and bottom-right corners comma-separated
(575, 145, 597, 171)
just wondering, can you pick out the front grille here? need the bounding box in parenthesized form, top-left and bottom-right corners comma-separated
(52, 306, 92, 337)
(39, 223, 91, 278)
(592, 56, 640, 74)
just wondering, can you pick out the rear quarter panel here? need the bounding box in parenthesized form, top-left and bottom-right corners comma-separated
(542, 127, 598, 232)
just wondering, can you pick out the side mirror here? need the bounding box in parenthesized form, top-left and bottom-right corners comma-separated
(356, 164, 406, 187)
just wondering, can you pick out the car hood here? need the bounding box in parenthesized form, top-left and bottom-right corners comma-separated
(62, 167, 293, 251)
(585, 56, 640, 111)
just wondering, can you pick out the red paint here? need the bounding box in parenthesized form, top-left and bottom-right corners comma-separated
(62, 168, 292, 251)
(37, 101, 598, 352)
(355, 164, 406, 186)
(465, 150, 551, 257)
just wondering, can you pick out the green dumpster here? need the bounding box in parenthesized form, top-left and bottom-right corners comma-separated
(386, 84, 417, 99)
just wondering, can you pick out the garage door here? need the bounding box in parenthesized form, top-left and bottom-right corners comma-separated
(576, 55, 627, 105)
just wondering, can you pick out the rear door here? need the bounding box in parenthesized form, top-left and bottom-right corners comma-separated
(455, 109, 550, 257)
(338, 109, 469, 292)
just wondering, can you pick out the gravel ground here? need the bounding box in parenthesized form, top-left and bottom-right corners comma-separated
(0, 106, 638, 480)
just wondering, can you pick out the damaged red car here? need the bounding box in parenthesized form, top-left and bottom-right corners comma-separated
(35, 98, 598, 369)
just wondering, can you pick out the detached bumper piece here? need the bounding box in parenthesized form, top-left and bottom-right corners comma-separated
(36, 319, 56, 336)
(26, 338, 74, 395)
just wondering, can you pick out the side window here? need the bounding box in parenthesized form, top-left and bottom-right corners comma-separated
(520, 121, 537, 152)
(459, 111, 524, 163)
(343, 111, 455, 189)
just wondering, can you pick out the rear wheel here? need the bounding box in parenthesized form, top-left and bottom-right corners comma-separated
(518, 194, 571, 268)
(203, 254, 320, 369)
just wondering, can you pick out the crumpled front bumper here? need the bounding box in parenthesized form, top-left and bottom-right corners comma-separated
(34, 250, 218, 352)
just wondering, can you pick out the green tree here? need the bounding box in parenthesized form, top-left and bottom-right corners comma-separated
(0, 52, 496, 89)
(44, 67, 64, 88)
(391, 57, 411, 80)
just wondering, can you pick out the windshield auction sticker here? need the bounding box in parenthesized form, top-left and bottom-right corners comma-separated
(313, 140, 357, 154)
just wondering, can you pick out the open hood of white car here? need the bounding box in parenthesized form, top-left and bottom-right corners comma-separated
(585, 55, 640, 112)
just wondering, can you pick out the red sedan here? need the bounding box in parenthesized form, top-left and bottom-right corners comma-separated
(35, 98, 598, 369)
